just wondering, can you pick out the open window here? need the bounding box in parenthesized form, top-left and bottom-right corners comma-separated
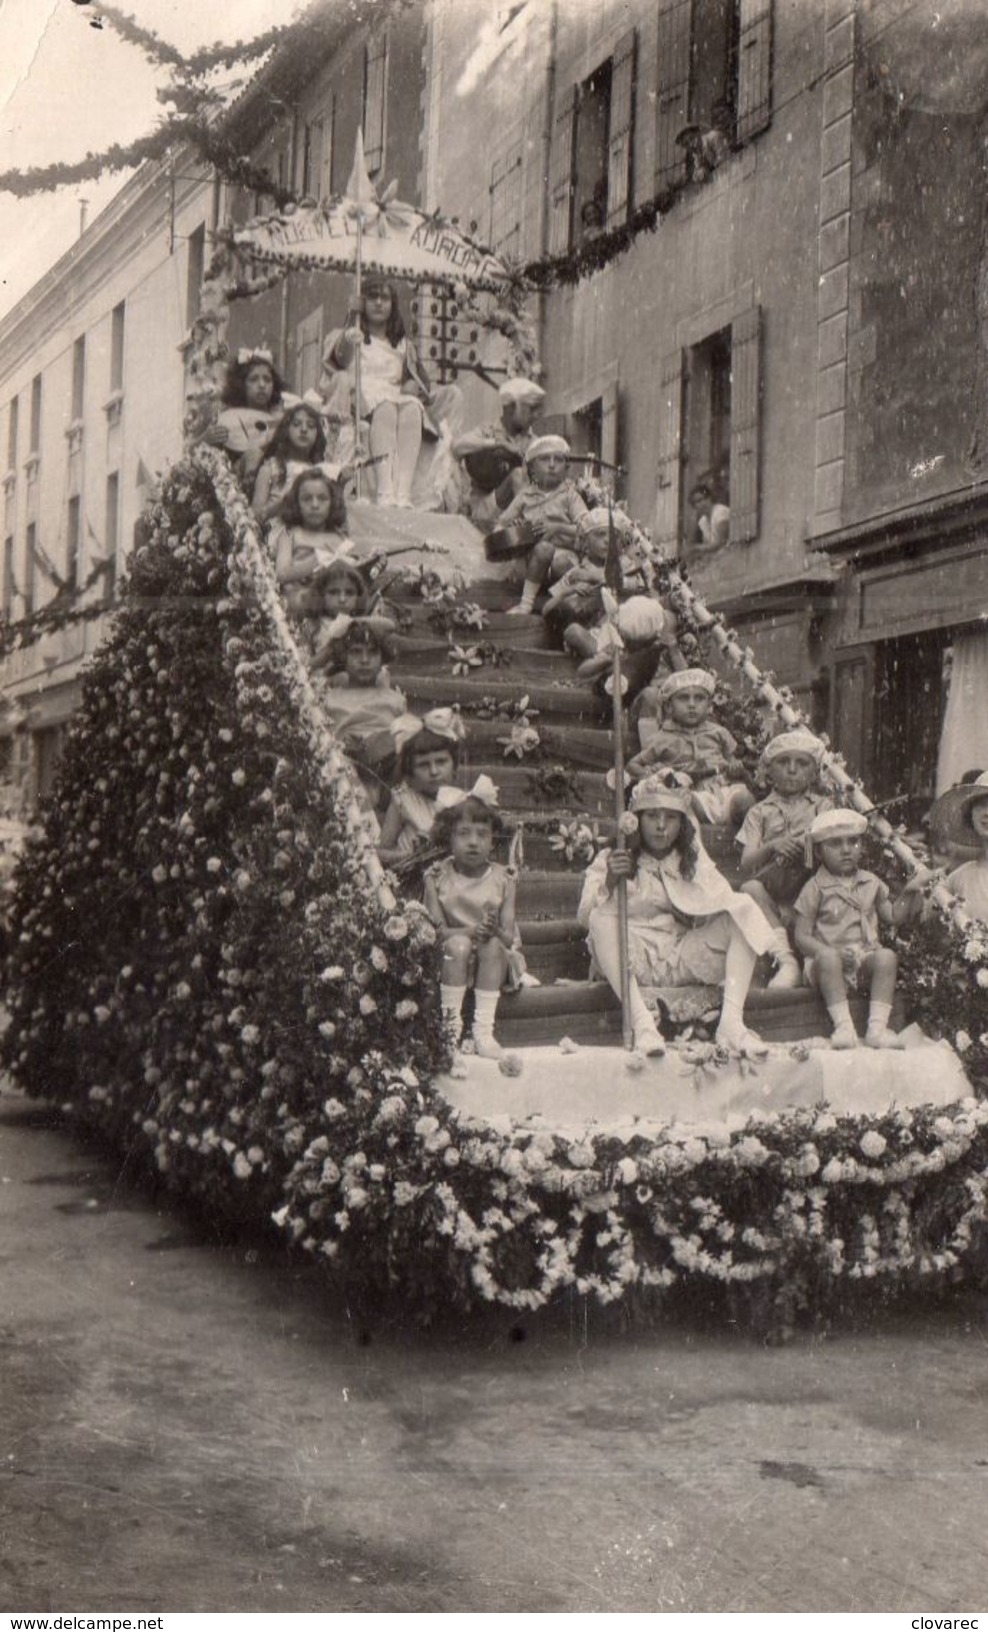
(653, 305, 762, 556)
(655, 0, 773, 194)
(548, 29, 637, 255)
(539, 380, 621, 495)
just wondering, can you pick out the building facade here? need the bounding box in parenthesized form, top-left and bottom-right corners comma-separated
(1, 0, 985, 824)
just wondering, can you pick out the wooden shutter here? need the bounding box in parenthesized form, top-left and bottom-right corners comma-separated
(296, 307, 324, 396)
(547, 84, 577, 257)
(737, 0, 773, 144)
(729, 305, 762, 544)
(655, 0, 693, 193)
(363, 31, 389, 175)
(606, 29, 637, 228)
(653, 349, 685, 555)
(600, 380, 620, 479)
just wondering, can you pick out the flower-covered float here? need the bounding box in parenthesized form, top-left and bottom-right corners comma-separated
(3, 442, 988, 1332)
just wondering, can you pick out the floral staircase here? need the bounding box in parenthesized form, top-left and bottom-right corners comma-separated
(383, 568, 898, 1051)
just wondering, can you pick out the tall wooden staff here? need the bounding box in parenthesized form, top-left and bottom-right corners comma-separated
(603, 501, 633, 1050)
(353, 209, 364, 501)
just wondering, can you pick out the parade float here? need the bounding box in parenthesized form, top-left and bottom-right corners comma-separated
(4, 147, 988, 1332)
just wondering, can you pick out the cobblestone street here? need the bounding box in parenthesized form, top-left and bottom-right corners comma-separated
(2, 1081, 986, 1615)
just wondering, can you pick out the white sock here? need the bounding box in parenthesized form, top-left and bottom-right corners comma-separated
(440, 984, 466, 1023)
(472, 988, 503, 1058)
(518, 580, 539, 612)
(828, 1000, 854, 1032)
(867, 999, 892, 1034)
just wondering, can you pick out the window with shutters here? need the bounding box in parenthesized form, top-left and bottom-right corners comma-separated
(301, 106, 333, 200)
(104, 472, 119, 604)
(655, 305, 762, 557)
(295, 307, 324, 397)
(6, 397, 17, 473)
(29, 375, 42, 455)
(23, 522, 36, 617)
(655, 0, 773, 195)
(363, 32, 389, 177)
(489, 142, 523, 261)
(66, 495, 81, 591)
(186, 224, 206, 329)
(548, 29, 637, 254)
(3, 535, 14, 621)
(71, 337, 86, 423)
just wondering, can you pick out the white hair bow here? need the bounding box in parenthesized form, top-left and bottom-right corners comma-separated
(237, 347, 274, 366)
(390, 706, 467, 752)
(434, 774, 499, 812)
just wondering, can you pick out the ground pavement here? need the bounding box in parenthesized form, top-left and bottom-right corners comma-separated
(2, 1080, 987, 1615)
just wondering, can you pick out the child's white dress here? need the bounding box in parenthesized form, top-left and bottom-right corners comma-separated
(425, 857, 526, 989)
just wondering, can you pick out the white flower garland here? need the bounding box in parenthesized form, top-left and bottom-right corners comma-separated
(199, 445, 397, 912)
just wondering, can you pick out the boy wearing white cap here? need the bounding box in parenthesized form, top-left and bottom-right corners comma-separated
(497, 436, 590, 613)
(626, 668, 754, 827)
(793, 809, 922, 1048)
(452, 376, 546, 523)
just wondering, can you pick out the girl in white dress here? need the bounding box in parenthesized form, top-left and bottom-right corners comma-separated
(271, 469, 353, 617)
(322, 279, 458, 507)
(251, 399, 330, 524)
(205, 348, 287, 475)
(377, 708, 466, 868)
(424, 778, 522, 1059)
(578, 770, 775, 1057)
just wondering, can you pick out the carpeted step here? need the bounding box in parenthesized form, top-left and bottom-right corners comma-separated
(392, 642, 578, 681)
(491, 763, 612, 816)
(394, 608, 557, 649)
(396, 674, 610, 725)
(515, 872, 584, 916)
(460, 719, 620, 770)
(518, 920, 589, 982)
(496, 982, 906, 1049)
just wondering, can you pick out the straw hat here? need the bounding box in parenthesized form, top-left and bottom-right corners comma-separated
(629, 770, 694, 817)
(927, 771, 988, 849)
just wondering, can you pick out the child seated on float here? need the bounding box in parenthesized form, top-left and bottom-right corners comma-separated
(735, 729, 834, 990)
(578, 770, 775, 1057)
(250, 396, 331, 524)
(542, 507, 647, 644)
(316, 617, 406, 801)
(204, 348, 287, 474)
(377, 708, 465, 869)
(571, 594, 687, 708)
(293, 560, 368, 671)
(497, 435, 590, 615)
(424, 777, 525, 1059)
(271, 468, 354, 618)
(793, 808, 924, 1049)
(928, 770, 988, 924)
(626, 669, 754, 828)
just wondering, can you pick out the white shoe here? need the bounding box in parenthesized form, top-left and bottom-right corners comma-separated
(472, 1029, 504, 1060)
(865, 1027, 905, 1050)
(715, 1020, 768, 1056)
(830, 1022, 859, 1050)
(767, 953, 802, 991)
(633, 1020, 666, 1057)
(505, 602, 533, 616)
